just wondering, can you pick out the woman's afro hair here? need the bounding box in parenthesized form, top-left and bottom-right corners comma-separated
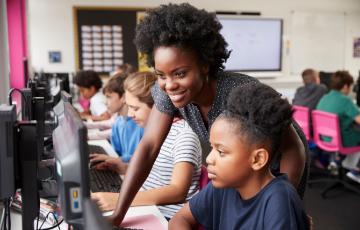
(223, 83, 293, 154)
(134, 3, 230, 78)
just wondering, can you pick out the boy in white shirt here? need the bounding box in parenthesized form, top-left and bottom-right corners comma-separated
(73, 70, 111, 121)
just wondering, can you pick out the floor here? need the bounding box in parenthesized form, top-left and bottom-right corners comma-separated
(304, 166, 360, 230)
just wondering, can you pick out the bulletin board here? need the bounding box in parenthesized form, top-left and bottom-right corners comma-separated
(73, 7, 146, 74)
(290, 11, 346, 75)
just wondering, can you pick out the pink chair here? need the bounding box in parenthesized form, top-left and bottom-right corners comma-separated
(310, 110, 360, 197)
(199, 165, 210, 190)
(292, 105, 311, 141)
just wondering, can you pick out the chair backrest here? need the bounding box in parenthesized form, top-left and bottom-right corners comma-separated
(311, 110, 342, 152)
(293, 105, 311, 140)
(199, 165, 210, 190)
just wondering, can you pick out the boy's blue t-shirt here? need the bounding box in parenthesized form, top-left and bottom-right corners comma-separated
(111, 116, 144, 163)
(189, 174, 308, 230)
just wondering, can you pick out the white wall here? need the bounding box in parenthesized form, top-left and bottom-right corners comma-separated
(0, 0, 10, 104)
(27, 0, 360, 84)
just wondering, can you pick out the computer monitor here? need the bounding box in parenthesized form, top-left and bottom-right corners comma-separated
(0, 104, 40, 229)
(0, 104, 16, 199)
(319, 71, 333, 91)
(56, 73, 71, 94)
(61, 90, 72, 104)
(53, 102, 90, 226)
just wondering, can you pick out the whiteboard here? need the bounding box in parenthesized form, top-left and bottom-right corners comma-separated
(218, 17, 282, 71)
(290, 11, 345, 74)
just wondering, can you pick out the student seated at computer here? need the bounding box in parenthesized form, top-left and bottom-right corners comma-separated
(293, 68, 327, 110)
(73, 70, 111, 121)
(89, 73, 144, 172)
(169, 83, 309, 230)
(86, 72, 138, 141)
(110, 63, 137, 77)
(91, 71, 202, 220)
(316, 71, 360, 183)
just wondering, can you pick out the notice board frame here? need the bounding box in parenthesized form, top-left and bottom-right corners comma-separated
(73, 6, 147, 74)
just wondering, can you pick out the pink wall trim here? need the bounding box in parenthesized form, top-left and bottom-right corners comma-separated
(7, 0, 28, 89)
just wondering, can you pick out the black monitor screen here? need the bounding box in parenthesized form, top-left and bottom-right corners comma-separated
(319, 71, 333, 91)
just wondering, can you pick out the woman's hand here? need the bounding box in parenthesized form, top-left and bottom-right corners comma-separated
(91, 192, 119, 211)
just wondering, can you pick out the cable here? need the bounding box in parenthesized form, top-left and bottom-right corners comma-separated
(2, 198, 10, 230)
(0, 204, 5, 229)
(7, 199, 10, 230)
(40, 212, 62, 230)
(38, 212, 51, 229)
(7, 88, 27, 106)
(38, 211, 63, 230)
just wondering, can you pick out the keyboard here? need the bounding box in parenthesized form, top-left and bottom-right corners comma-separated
(88, 144, 122, 192)
(90, 169, 122, 192)
(88, 144, 108, 155)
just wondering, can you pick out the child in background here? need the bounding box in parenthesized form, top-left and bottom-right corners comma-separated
(170, 83, 309, 230)
(110, 63, 137, 77)
(89, 74, 144, 172)
(91, 72, 202, 219)
(73, 70, 111, 121)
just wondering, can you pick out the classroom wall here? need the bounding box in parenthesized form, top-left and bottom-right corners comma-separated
(8, 0, 28, 90)
(0, 0, 10, 104)
(27, 0, 360, 83)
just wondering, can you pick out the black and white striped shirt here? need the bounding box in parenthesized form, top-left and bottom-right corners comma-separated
(141, 119, 202, 218)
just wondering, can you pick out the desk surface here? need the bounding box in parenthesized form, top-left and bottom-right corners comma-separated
(9, 139, 168, 229)
(9, 205, 167, 229)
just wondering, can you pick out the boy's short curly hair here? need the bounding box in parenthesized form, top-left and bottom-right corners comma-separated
(221, 83, 293, 159)
(134, 3, 230, 78)
(73, 70, 102, 90)
(103, 73, 127, 96)
(330, 70, 354, 90)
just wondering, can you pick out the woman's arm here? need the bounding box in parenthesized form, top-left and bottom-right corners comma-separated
(91, 111, 112, 121)
(109, 107, 173, 226)
(279, 124, 306, 188)
(91, 162, 195, 211)
(131, 162, 195, 206)
(169, 203, 198, 230)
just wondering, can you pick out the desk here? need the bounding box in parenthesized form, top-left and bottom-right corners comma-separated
(105, 205, 168, 229)
(9, 205, 167, 229)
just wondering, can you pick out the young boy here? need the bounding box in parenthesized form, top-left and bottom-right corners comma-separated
(73, 70, 110, 121)
(86, 73, 128, 140)
(89, 75, 144, 172)
(170, 83, 309, 230)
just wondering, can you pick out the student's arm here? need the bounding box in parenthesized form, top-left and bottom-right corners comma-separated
(131, 162, 195, 206)
(91, 111, 111, 121)
(354, 115, 360, 125)
(91, 162, 193, 211)
(279, 124, 306, 188)
(108, 107, 173, 226)
(343, 99, 360, 125)
(169, 203, 198, 230)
